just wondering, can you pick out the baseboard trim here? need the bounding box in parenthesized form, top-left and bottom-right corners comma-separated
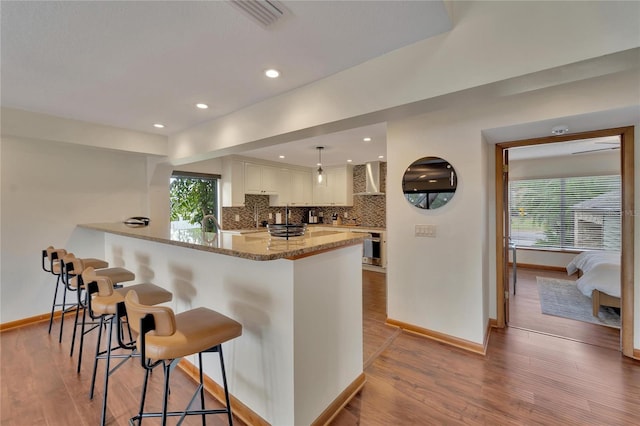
(0, 310, 63, 332)
(177, 359, 270, 426)
(514, 263, 567, 272)
(483, 319, 495, 354)
(311, 372, 366, 426)
(386, 318, 486, 355)
(633, 348, 640, 360)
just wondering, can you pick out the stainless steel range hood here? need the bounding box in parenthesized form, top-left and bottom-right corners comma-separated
(354, 161, 385, 195)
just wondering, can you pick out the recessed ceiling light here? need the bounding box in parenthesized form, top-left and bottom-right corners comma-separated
(363, 137, 371, 142)
(378, 155, 384, 159)
(347, 159, 353, 163)
(279, 155, 285, 159)
(153, 123, 165, 128)
(265, 69, 280, 78)
(551, 125, 569, 135)
(196, 103, 209, 109)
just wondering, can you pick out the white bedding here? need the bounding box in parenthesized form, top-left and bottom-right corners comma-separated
(566, 251, 621, 298)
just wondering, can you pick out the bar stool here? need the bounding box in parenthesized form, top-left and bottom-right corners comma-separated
(41, 246, 108, 342)
(61, 257, 135, 373)
(84, 274, 173, 426)
(124, 289, 242, 425)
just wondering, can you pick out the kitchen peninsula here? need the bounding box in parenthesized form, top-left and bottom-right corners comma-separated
(78, 222, 366, 426)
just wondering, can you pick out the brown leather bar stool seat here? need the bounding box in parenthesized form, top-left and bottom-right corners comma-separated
(61, 257, 136, 372)
(41, 246, 109, 342)
(85, 275, 172, 426)
(124, 290, 243, 425)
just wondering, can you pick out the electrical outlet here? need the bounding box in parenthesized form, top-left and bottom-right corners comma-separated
(344, 212, 348, 218)
(415, 224, 436, 237)
(269, 213, 273, 219)
(234, 214, 240, 222)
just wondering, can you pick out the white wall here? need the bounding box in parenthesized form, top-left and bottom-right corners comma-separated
(2, 107, 167, 156)
(0, 132, 160, 323)
(388, 116, 487, 343)
(386, 70, 639, 345)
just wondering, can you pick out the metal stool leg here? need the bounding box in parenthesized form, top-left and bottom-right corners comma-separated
(199, 352, 207, 425)
(48, 275, 60, 334)
(218, 345, 233, 426)
(58, 282, 68, 343)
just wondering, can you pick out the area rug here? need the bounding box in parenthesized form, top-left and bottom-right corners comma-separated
(536, 277, 620, 328)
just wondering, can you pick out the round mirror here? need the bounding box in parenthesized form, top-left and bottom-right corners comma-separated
(402, 156, 457, 209)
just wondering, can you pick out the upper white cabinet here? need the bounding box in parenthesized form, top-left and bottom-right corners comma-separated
(271, 168, 314, 206)
(289, 170, 313, 206)
(245, 163, 279, 194)
(222, 157, 350, 207)
(313, 165, 353, 206)
(269, 168, 292, 206)
(221, 158, 246, 207)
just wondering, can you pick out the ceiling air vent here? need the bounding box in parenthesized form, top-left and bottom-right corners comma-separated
(229, 0, 290, 28)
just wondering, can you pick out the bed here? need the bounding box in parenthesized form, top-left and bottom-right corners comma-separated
(566, 251, 621, 317)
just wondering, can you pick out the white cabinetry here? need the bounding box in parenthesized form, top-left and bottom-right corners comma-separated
(269, 168, 292, 206)
(221, 158, 245, 207)
(245, 163, 279, 194)
(271, 169, 313, 206)
(313, 165, 353, 206)
(290, 170, 313, 206)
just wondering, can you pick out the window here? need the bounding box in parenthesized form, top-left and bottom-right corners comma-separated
(509, 175, 621, 250)
(170, 172, 220, 232)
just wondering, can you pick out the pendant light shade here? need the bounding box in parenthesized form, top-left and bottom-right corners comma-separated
(316, 146, 324, 184)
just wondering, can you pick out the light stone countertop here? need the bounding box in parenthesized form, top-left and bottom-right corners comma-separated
(79, 222, 366, 261)
(225, 223, 386, 234)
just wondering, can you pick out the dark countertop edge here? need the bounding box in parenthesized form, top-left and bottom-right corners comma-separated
(78, 223, 366, 261)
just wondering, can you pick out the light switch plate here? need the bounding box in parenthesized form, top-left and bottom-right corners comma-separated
(415, 224, 436, 237)
(235, 214, 240, 222)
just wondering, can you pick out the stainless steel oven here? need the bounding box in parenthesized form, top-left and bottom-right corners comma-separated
(353, 230, 383, 266)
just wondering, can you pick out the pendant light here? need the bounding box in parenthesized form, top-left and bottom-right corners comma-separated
(316, 146, 324, 184)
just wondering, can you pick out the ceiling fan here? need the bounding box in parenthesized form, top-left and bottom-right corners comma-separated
(571, 141, 621, 155)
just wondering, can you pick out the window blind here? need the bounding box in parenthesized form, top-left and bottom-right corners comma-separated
(509, 175, 621, 250)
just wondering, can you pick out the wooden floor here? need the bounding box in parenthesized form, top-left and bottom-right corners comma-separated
(331, 270, 640, 425)
(507, 267, 621, 350)
(2, 270, 639, 425)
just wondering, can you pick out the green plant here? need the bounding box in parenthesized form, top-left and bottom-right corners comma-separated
(170, 177, 218, 231)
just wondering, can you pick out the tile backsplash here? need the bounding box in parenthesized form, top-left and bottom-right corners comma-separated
(221, 162, 386, 229)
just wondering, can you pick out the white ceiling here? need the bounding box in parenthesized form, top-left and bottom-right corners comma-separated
(508, 136, 621, 161)
(239, 122, 387, 167)
(1, 0, 451, 139)
(5, 2, 631, 168)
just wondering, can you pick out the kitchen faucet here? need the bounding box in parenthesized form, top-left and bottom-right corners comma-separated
(201, 214, 222, 232)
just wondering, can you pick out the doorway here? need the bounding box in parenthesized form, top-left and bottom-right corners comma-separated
(495, 126, 635, 357)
